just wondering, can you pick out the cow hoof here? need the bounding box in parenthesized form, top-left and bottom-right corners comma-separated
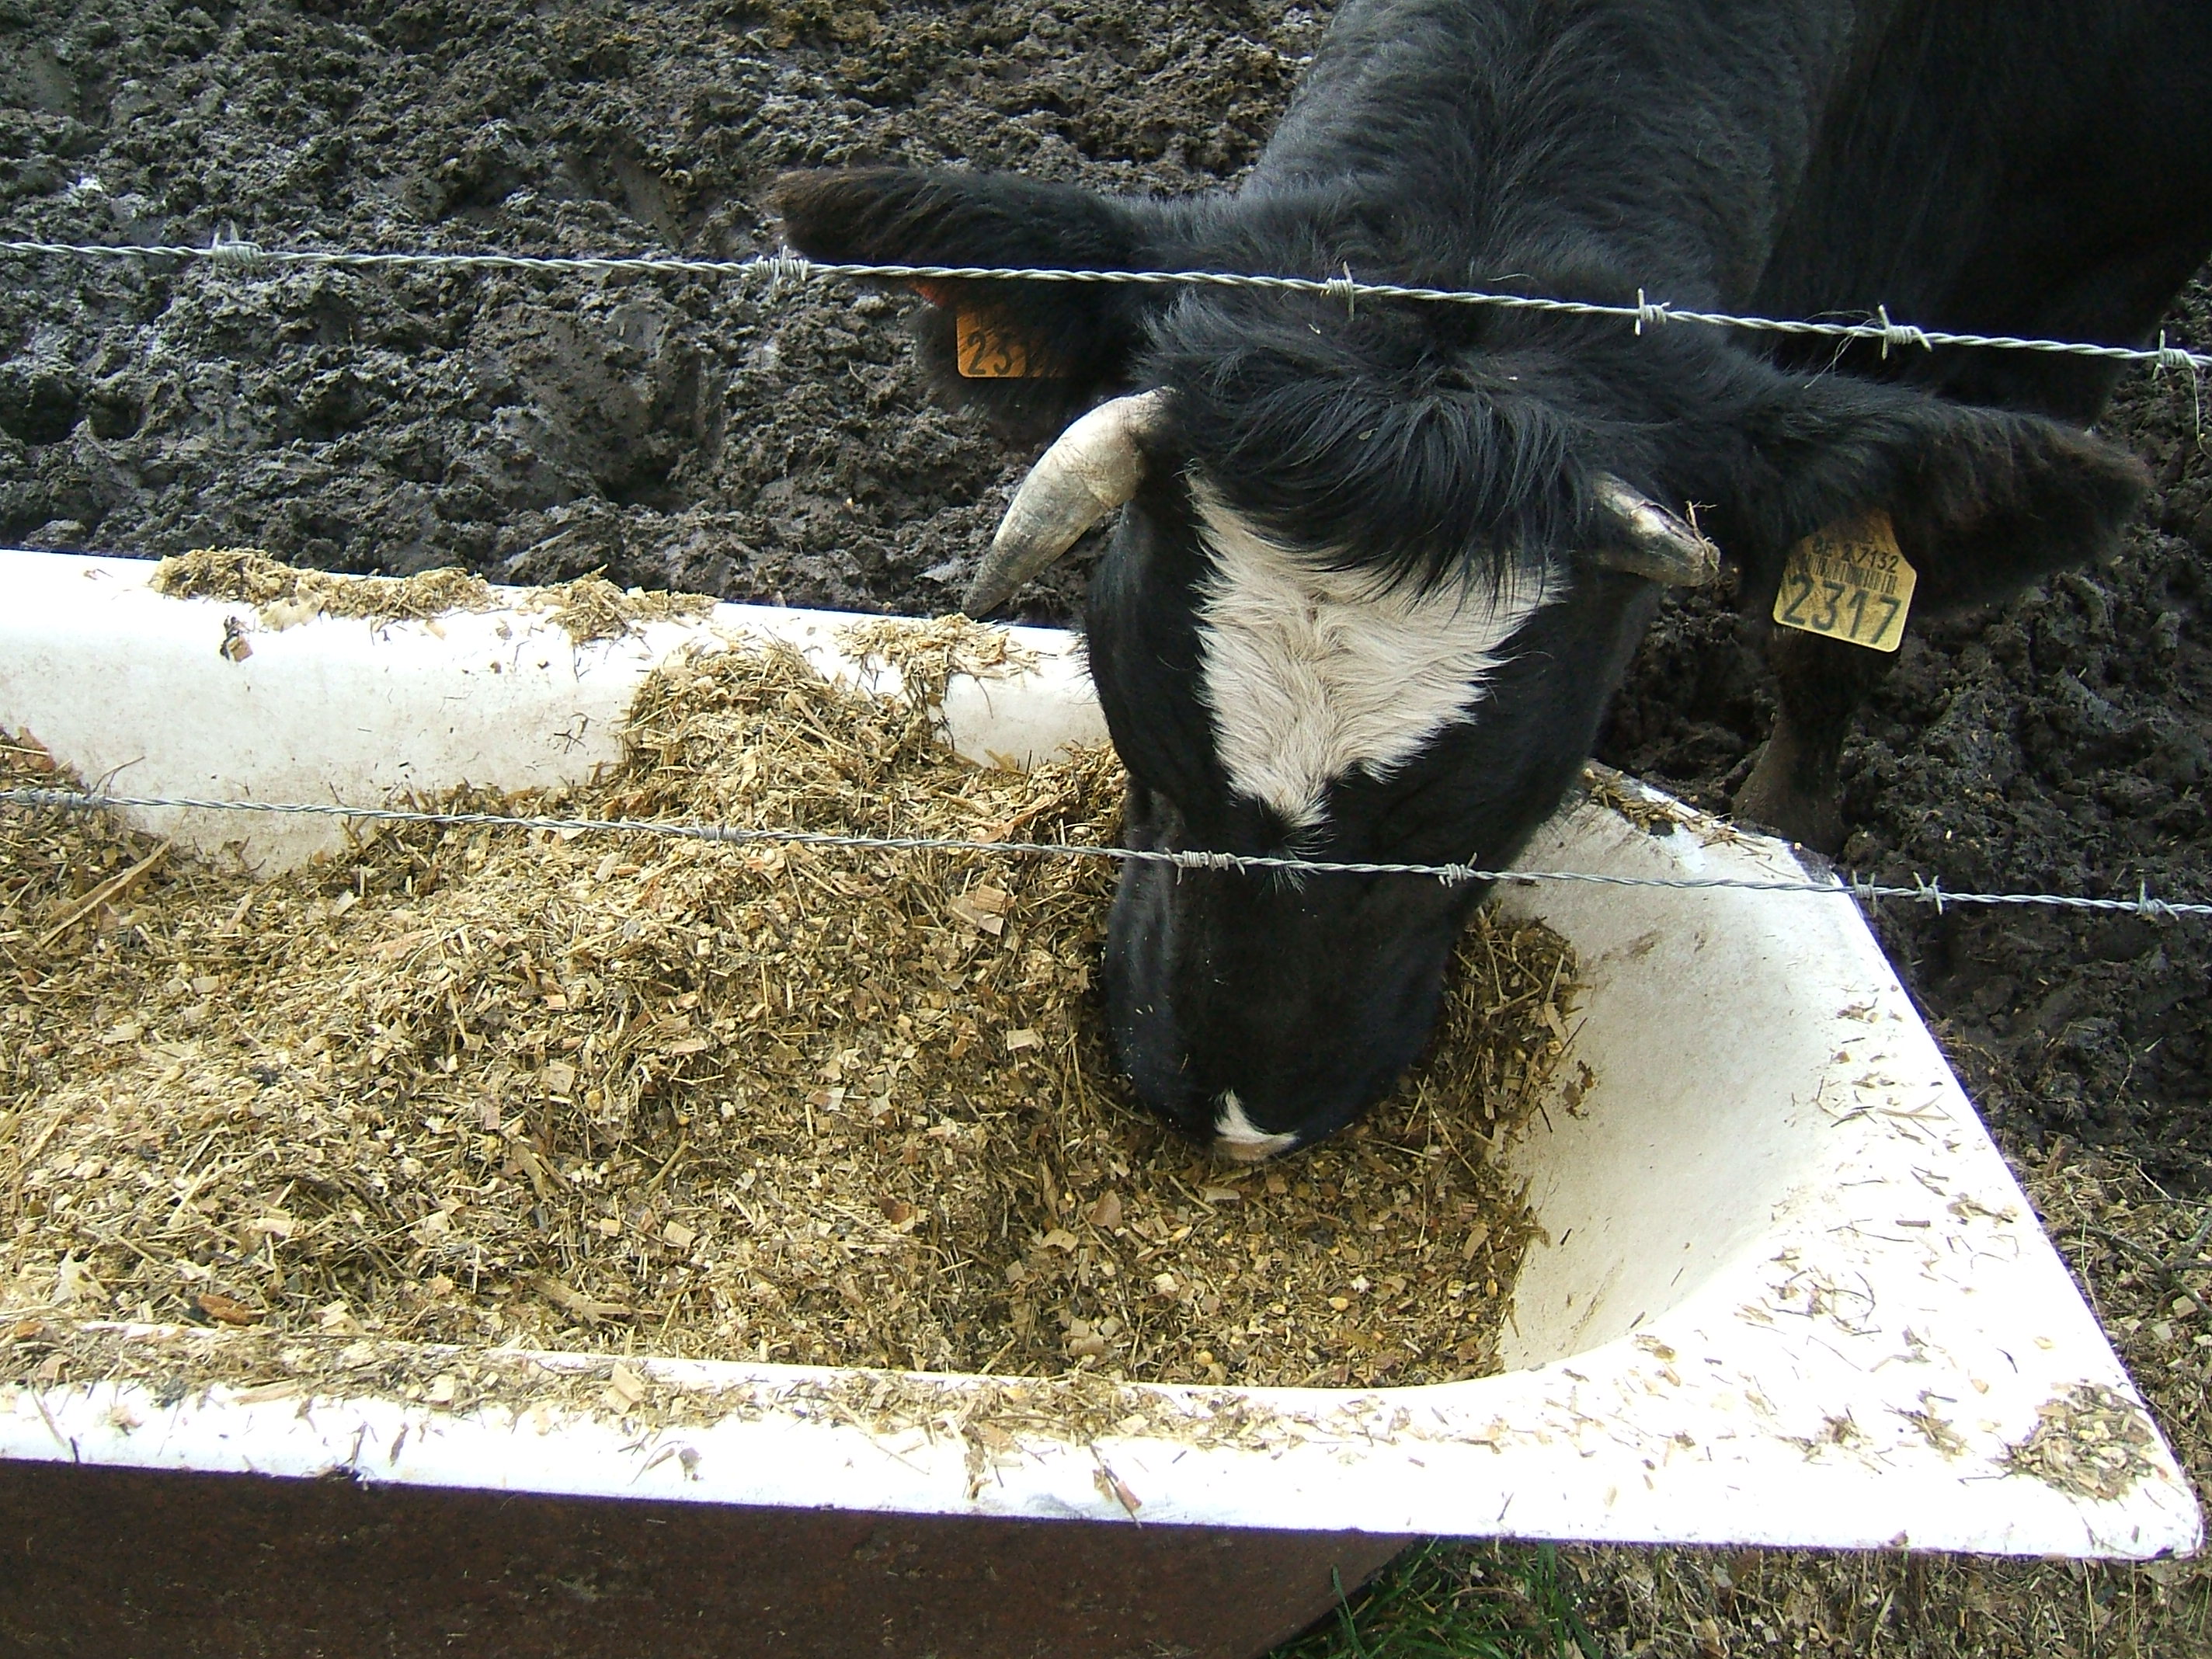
(1733, 742, 1845, 854)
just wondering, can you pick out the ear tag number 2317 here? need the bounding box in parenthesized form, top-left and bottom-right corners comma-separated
(956, 310, 1057, 378)
(1772, 510, 1917, 653)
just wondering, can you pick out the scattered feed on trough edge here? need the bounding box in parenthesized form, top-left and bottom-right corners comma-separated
(2000, 1382, 2164, 1504)
(152, 546, 717, 643)
(0, 599, 1588, 1399)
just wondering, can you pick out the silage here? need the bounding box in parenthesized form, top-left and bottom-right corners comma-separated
(150, 546, 715, 642)
(1, 615, 1586, 1394)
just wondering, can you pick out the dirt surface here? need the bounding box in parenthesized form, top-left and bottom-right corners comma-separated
(0, 0, 1320, 617)
(2, 0, 2208, 1647)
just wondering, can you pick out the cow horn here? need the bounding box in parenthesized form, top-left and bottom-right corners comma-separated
(1588, 475, 1722, 586)
(962, 390, 1174, 617)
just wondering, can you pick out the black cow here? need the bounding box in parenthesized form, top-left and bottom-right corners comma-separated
(777, 1, 2212, 1160)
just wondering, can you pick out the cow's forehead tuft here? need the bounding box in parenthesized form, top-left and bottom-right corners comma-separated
(1189, 482, 1558, 832)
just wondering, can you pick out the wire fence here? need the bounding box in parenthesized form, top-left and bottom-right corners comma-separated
(3, 227, 2207, 927)
(4, 230, 2209, 374)
(5, 787, 2206, 923)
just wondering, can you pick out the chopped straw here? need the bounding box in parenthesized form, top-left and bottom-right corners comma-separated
(2, 591, 1588, 1398)
(149, 547, 715, 642)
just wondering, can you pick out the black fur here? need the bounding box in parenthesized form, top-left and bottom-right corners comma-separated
(777, 0, 2212, 1155)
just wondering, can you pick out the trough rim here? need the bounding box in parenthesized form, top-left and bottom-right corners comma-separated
(0, 548, 2198, 1560)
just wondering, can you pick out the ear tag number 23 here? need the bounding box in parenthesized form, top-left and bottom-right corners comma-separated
(1772, 510, 1918, 653)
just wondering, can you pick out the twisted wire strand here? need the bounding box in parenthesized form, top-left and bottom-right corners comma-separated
(2, 235, 2207, 374)
(5, 787, 2205, 920)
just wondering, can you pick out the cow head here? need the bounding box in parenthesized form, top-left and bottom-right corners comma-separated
(775, 167, 2145, 1160)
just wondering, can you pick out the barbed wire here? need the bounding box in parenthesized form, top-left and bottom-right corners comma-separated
(2, 231, 2207, 374)
(4, 787, 2204, 922)
(5, 228, 2205, 927)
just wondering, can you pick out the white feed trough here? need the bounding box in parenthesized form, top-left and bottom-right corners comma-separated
(0, 549, 2197, 1656)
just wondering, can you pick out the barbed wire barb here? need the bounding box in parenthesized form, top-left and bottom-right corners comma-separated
(2151, 327, 2208, 442)
(1874, 303, 1932, 358)
(207, 222, 266, 273)
(1327, 263, 1358, 321)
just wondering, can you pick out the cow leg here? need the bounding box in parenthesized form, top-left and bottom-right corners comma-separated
(1732, 626, 1897, 854)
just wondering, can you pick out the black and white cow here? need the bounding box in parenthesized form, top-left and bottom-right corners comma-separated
(776, 1, 2212, 1160)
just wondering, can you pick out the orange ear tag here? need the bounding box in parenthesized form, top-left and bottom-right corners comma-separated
(956, 310, 1058, 378)
(1772, 509, 1918, 652)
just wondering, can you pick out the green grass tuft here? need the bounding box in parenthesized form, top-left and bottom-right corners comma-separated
(1275, 1542, 1598, 1659)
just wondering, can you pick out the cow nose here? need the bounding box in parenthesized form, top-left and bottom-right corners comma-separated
(1209, 1090, 1300, 1163)
(1214, 1135, 1291, 1163)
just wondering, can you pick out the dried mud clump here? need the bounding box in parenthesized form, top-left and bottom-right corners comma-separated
(2, 628, 1585, 1395)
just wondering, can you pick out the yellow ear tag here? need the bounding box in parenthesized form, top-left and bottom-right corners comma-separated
(1772, 510, 1918, 652)
(956, 309, 1054, 378)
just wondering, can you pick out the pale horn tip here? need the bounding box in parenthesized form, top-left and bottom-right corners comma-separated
(961, 390, 1174, 616)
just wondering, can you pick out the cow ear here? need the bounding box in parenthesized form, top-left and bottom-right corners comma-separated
(1862, 402, 2148, 614)
(1720, 374, 2150, 616)
(771, 168, 1164, 443)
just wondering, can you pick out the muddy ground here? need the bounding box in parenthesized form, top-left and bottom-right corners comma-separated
(2, 0, 2207, 1650)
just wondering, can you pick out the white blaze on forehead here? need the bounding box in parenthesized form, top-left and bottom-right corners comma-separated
(1212, 1091, 1300, 1163)
(1191, 484, 1558, 831)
